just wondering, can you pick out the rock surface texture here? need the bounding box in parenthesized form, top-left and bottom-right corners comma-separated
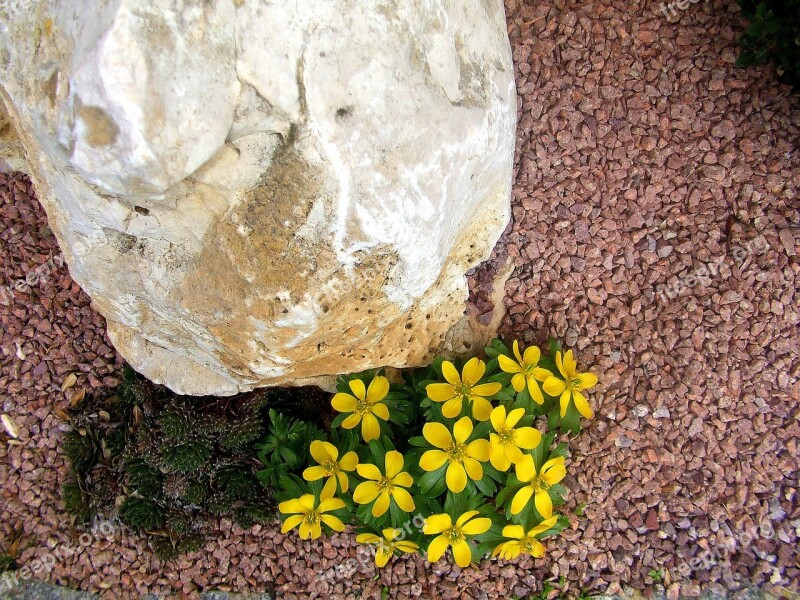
(0, 0, 516, 394)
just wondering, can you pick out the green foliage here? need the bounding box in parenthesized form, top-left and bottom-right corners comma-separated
(274, 338, 597, 571)
(736, 0, 800, 88)
(62, 367, 279, 560)
(120, 497, 165, 531)
(255, 409, 325, 488)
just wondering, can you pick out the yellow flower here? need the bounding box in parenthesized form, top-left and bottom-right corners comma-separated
(542, 350, 598, 419)
(355, 527, 419, 567)
(491, 516, 558, 560)
(302, 440, 359, 498)
(426, 358, 502, 421)
(419, 417, 489, 493)
(423, 511, 491, 567)
(331, 376, 391, 442)
(511, 455, 566, 517)
(278, 493, 346, 540)
(498, 340, 553, 404)
(353, 450, 415, 517)
(488, 405, 542, 471)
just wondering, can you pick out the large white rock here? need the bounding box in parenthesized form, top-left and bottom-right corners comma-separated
(0, 0, 516, 395)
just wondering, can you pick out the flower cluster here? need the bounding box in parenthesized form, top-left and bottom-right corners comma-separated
(276, 339, 598, 569)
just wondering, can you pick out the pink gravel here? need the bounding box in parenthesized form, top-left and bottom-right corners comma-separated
(2, 0, 800, 598)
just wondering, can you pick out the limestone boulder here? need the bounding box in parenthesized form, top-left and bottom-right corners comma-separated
(0, 0, 516, 395)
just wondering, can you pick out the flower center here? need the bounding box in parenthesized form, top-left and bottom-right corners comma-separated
(447, 442, 467, 462)
(568, 376, 582, 390)
(534, 476, 550, 493)
(376, 477, 393, 493)
(522, 539, 536, 553)
(498, 428, 515, 445)
(446, 527, 464, 543)
(456, 383, 472, 397)
(303, 510, 320, 527)
(355, 397, 371, 414)
(322, 459, 337, 473)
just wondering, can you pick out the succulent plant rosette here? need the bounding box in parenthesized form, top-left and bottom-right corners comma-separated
(276, 338, 598, 569)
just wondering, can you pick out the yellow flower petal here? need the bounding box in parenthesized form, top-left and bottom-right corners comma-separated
(348, 378, 367, 400)
(281, 514, 303, 533)
(367, 376, 390, 403)
(542, 376, 567, 397)
(446, 462, 467, 493)
(382, 527, 399, 540)
(470, 395, 494, 422)
(341, 413, 362, 429)
(461, 357, 485, 386)
(527, 376, 545, 404)
(331, 393, 357, 413)
(392, 471, 413, 488)
(375, 547, 391, 567)
(391, 488, 415, 512)
(336, 471, 349, 493)
(535, 489, 553, 518)
(372, 491, 391, 517)
(542, 458, 566, 486)
(466, 438, 489, 461)
(422, 422, 453, 449)
(278, 495, 312, 514)
(371, 402, 390, 421)
(506, 407, 525, 428)
(395, 541, 419, 553)
(504, 444, 524, 465)
(511, 485, 534, 514)
(309, 440, 336, 464)
(420, 449, 448, 471)
(511, 372, 526, 392)
(490, 406, 507, 432)
(529, 516, 559, 537)
(563, 350, 577, 377)
(471, 382, 502, 398)
(460, 517, 491, 535)
(522, 345, 540, 366)
(339, 451, 359, 471)
(514, 455, 536, 483)
(453, 416, 473, 443)
(321, 514, 346, 532)
(442, 397, 463, 418)
(578, 372, 598, 390)
(322, 475, 337, 499)
(427, 383, 457, 402)
(298, 521, 313, 539)
(353, 481, 380, 504)
(452, 539, 473, 567)
(356, 533, 381, 544)
(456, 510, 480, 526)
(361, 412, 381, 441)
(532, 367, 553, 382)
(559, 389, 572, 418)
(463, 457, 483, 481)
(492, 540, 522, 560)
(318, 497, 345, 512)
(302, 465, 327, 481)
(356, 463, 383, 481)
(512, 340, 524, 365)
(489, 442, 512, 472)
(501, 524, 526, 540)
(384, 450, 404, 479)
(498, 354, 522, 374)
(573, 390, 594, 419)
(441, 361, 461, 386)
(514, 427, 542, 450)
(423, 514, 453, 534)
(555, 351, 566, 379)
(427, 535, 449, 563)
